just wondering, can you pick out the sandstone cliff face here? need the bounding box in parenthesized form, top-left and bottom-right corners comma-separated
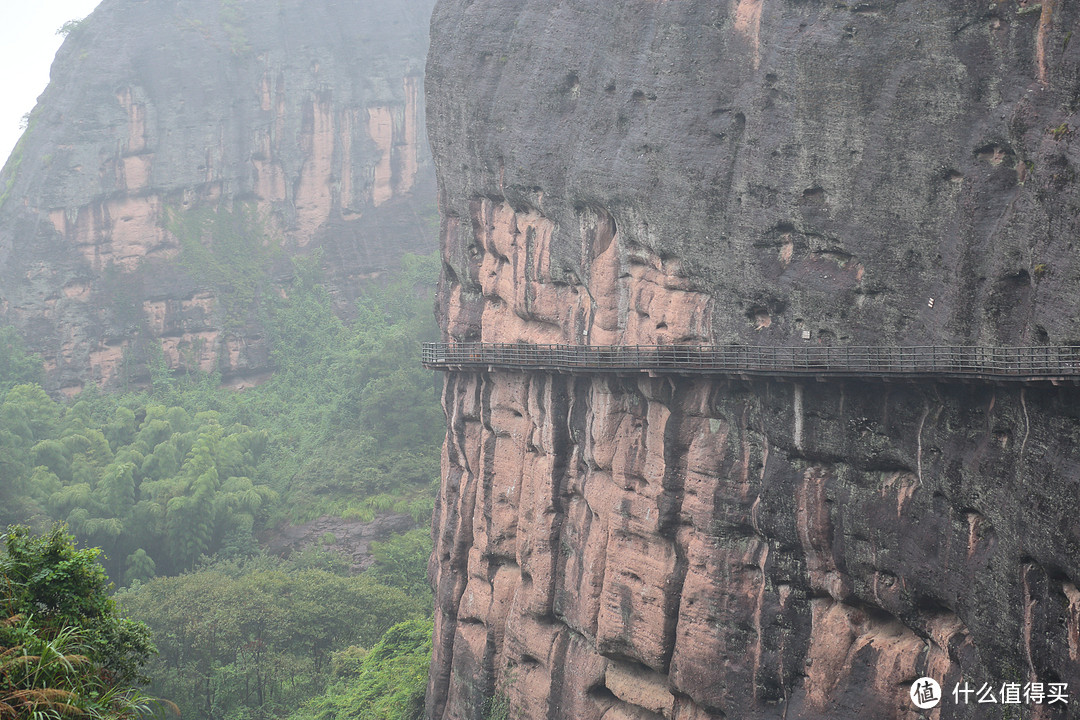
(0, 0, 436, 393)
(425, 1, 1080, 718)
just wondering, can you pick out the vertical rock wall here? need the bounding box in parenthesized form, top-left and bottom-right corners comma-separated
(0, 0, 437, 393)
(433, 369, 1080, 720)
(425, 1, 1080, 718)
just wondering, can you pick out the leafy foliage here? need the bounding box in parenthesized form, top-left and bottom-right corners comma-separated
(0, 327, 43, 394)
(56, 19, 85, 38)
(118, 556, 426, 720)
(0, 252, 444, 718)
(0, 252, 442, 536)
(255, 252, 443, 521)
(367, 528, 433, 601)
(0, 387, 275, 579)
(168, 203, 280, 332)
(288, 617, 432, 720)
(0, 525, 159, 719)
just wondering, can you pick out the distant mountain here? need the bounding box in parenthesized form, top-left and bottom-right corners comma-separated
(0, 0, 437, 394)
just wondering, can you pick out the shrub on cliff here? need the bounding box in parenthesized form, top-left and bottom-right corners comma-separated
(0, 327, 43, 394)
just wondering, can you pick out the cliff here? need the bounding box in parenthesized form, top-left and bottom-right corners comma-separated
(425, 1, 1080, 718)
(0, 0, 436, 394)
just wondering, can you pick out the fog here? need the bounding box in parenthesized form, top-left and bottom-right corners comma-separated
(0, 0, 101, 164)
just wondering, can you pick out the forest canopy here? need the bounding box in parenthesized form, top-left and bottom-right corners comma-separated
(0, 252, 442, 580)
(117, 554, 429, 719)
(0, 252, 442, 720)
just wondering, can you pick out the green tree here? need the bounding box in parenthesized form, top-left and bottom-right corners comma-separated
(0, 525, 158, 718)
(56, 18, 84, 38)
(258, 252, 442, 519)
(0, 327, 43, 394)
(119, 557, 425, 720)
(288, 617, 433, 720)
(0, 525, 154, 684)
(367, 528, 434, 601)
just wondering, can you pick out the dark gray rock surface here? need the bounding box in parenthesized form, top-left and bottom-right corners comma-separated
(427, 0, 1080, 348)
(424, 1, 1080, 718)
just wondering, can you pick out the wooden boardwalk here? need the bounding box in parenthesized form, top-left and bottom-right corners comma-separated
(422, 342, 1080, 384)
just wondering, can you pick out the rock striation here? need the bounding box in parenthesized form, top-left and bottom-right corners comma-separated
(425, 1, 1080, 718)
(0, 0, 436, 394)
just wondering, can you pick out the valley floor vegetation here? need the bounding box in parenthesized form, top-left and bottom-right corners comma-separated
(0, 252, 442, 719)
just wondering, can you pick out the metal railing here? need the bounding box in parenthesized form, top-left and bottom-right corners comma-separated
(422, 342, 1080, 383)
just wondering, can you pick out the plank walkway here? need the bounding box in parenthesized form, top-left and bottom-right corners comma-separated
(422, 342, 1080, 384)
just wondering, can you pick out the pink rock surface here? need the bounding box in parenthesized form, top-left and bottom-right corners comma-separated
(427, 199, 1080, 719)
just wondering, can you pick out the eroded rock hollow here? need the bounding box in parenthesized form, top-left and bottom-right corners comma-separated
(425, 1, 1080, 718)
(0, 0, 436, 393)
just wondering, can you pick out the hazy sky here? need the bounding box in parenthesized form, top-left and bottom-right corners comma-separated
(0, 0, 102, 165)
